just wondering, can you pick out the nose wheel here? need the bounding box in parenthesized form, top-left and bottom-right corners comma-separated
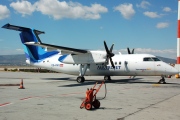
(158, 76, 166, 84)
(77, 76, 85, 83)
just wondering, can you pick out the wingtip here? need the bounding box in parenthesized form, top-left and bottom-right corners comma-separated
(2, 23, 10, 28)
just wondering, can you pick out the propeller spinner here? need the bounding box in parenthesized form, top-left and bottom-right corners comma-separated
(104, 41, 115, 69)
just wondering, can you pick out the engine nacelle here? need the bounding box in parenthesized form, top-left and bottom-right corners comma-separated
(58, 51, 106, 64)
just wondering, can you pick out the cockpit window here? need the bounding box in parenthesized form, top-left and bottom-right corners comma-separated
(152, 57, 161, 61)
(143, 57, 161, 61)
(143, 57, 153, 61)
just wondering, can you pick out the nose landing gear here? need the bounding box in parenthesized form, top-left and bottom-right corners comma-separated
(158, 76, 166, 84)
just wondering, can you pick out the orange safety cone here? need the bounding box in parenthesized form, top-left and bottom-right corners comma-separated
(19, 79, 25, 89)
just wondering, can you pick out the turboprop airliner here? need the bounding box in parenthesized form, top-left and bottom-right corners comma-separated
(2, 23, 178, 83)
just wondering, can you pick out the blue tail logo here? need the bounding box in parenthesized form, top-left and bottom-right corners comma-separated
(2, 23, 58, 63)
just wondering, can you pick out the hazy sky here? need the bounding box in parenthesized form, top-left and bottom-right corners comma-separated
(0, 0, 178, 59)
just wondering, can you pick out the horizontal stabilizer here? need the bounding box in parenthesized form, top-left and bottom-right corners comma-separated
(2, 23, 44, 35)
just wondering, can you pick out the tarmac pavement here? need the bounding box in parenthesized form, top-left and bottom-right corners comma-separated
(0, 72, 180, 120)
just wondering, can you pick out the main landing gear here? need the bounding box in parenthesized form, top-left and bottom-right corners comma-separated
(77, 64, 88, 83)
(158, 76, 166, 84)
(77, 76, 111, 83)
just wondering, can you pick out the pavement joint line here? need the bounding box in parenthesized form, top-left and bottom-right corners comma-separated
(61, 92, 84, 96)
(20, 96, 33, 101)
(120, 92, 180, 119)
(0, 91, 84, 108)
(0, 102, 12, 107)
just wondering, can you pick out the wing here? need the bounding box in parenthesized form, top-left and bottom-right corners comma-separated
(2, 23, 106, 64)
(25, 42, 88, 55)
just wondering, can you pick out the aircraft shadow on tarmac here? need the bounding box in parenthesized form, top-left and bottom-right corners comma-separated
(41, 77, 180, 87)
(57, 78, 174, 87)
(42, 77, 72, 81)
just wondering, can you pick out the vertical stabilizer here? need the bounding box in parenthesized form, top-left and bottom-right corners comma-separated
(2, 23, 58, 63)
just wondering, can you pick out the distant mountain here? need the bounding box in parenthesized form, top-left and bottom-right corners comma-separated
(0, 54, 176, 66)
(0, 54, 26, 66)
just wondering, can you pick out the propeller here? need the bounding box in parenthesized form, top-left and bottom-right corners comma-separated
(104, 41, 115, 69)
(127, 47, 135, 54)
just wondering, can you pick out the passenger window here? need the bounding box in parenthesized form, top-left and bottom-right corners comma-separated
(119, 62, 121, 65)
(115, 62, 117, 65)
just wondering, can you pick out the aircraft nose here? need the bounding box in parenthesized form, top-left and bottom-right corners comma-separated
(167, 66, 179, 75)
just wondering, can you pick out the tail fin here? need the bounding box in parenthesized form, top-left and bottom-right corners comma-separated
(2, 23, 58, 63)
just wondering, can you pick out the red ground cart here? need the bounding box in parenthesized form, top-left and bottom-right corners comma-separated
(80, 81, 105, 110)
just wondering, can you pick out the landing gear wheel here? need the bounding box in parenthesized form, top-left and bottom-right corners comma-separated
(85, 102, 92, 110)
(77, 76, 85, 83)
(163, 81, 166, 84)
(92, 100, 100, 109)
(104, 76, 111, 81)
(158, 76, 166, 84)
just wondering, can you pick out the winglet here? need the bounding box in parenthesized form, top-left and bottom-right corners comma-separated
(2, 23, 45, 35)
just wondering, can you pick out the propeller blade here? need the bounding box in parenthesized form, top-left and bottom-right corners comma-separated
(110, 44, 114, 53)
(104, 41, 109, 54)
(109, 57, 115, 69)
(104, 41, 115, 68)
(132, 49, 135, 54)
(127, 47, 131, 54)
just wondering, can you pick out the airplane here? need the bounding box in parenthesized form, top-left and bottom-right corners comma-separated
(2, 23, 178, 83)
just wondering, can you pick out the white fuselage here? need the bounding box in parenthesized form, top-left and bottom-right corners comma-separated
(2, 23, 177, 78)
(27, 53, 178, 76)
